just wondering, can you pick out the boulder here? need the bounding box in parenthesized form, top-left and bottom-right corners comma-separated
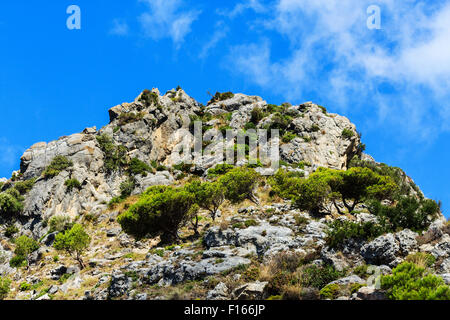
(232, 281, 268, 300)
(206, 282, 229, 300)
(360, 234, 400, 267)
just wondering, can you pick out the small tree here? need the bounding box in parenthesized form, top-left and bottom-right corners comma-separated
(218, 167, 260, 204)
(117, 186, 194, 243)
(54, 224, 90, 269)
(0, 276, 11, 300)
(185, 181, 225, 221)
(43, 156, 73, 179)
(14, 235, 39, 266)
(0, 192, 24, 218)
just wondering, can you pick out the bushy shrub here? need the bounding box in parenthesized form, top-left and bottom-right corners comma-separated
(0, 192, 24, 218)
(381, 262, 450, 300)
(54, 224, 90, 269)
(300, 264, 345, 289)
(208, 91, 234, 105)
(368, 196, 440, 232)
(341, 128, 355, 139)
(96, 134, 128, 173)
(14, 235, 39, 266)
(9, 255, 27, 268)
(218, 167, 259, 204)
(250, 107, 265, 124)
(325, 220, 386, 249)
(43, 156, 73, 179)
(128, 158, 151, 176)
(268, 169, 304, 199)
(49, 214, 72, 233)
(139, 89, 160, 107)
(0, 276, 11, 300)
(65, 179, 81, 192)
(117, 186, 195, 243)
(119, 177, 136, 199)
(14, 178, 36, 194)
(4, 224, 19, 238)
(293, 167, 397, 215)
(282, 131, 298, 143)
(184, 181, 225, 221)
(118, 112, 144, 126)
(319, 283, 340, 299)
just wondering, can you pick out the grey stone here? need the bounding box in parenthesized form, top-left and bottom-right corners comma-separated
(329, 275, 365, 286)
(232, 281, 268, 300)
(106, 227, 121, 237)
(356, 287, 386, 300)
(206, 282, 229, 300)
(361, 234, 400, 267)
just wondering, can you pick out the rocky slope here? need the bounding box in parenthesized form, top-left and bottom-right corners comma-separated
(0, 88, 448, 300)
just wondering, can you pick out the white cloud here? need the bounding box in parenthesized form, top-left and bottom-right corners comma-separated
(226, 0, 450, 139)
(199, 22, 229, 59)
(138, 0, 201, 46)
(217, 0, 267, 18)
(109, 19, 129, 36)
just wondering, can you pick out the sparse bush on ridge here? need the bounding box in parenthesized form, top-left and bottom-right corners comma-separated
(43, 156, 73, 179)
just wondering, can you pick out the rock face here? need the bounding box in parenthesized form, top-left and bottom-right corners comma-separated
(0, 87, 448, 301)
(7, 89, 362, 239)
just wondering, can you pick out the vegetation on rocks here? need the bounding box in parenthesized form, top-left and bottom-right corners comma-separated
(381, 262, 450, 300)
(54, 224, 90, 269)
(43, 156, 73, 179)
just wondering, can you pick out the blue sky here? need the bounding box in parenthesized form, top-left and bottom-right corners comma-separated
(0, 0, 449, 217)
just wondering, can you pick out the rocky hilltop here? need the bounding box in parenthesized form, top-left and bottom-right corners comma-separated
(0, 88, 448, 300)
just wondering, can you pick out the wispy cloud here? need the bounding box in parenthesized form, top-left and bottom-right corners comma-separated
(199, 22, 229, 59)
(109, 19, 129, 36)
(138, 0, 201, 47)
(217, 0, 267, 18)
(225, 0, 450, 140)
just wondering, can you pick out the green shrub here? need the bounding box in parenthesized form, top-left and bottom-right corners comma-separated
(129, 158, 151, 176)
(0, 192, 24, 218)
(244, 122, 257, 130)
(208, 91, 234, 105)
(325, 220, 386, 249)
(49, 214, 72, 233)
(311, 124, 320, 132)
(268, 169, 304, 199)
(207, 163, 235, 178)
(319, 283, 340, 299)
(250, 107, 265, 124)
(353, 264, 369, 279)
(96, 134, 129, 174)
(117, 186, 195, 243)
(0, 276, 11, 300)
(54, 224, 90, 269)
(9, 255, 27, 268)
(184, 181, 225, 221)
(381, 262, 450, 300)
(43, 156, 73, 179)
(293, 167, 397, 215)
(173, 162, 193, 173)
(244, 219, 258, 227)
(19, 282, 31, 291)
(368, 197, 440, 232)
(318, 105, 327, 114)
(119, 177, 136, 199)
(218, 167, 259, 204)
(300, 265, 345, 289)
(282, 132, 298, 143)
(65, 179, 81, 192)
(341, 128, 355, 139)
(139, 89, 160, 107)
(4, 224, 19, 238)
(118, 112, 144, 126)
(14, 235, 39, 266)
(14, 178, 36, 194)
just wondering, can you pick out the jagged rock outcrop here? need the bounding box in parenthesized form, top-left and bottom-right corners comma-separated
(6, 88, 362, 238)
